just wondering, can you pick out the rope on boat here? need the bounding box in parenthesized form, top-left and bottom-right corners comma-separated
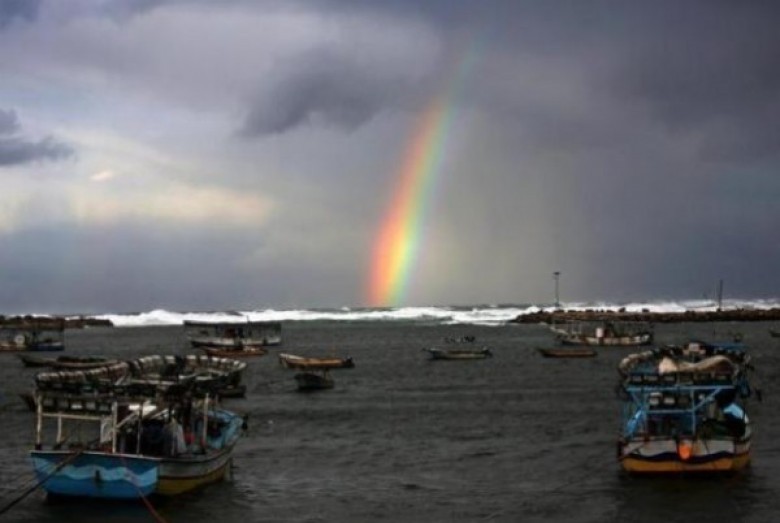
(119, 454, 169, 523)
(0, 450, 84, 516)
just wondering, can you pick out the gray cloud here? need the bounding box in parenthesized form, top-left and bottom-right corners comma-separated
(0, 0, 41, 29)
(0, 109, 73, 166)
(0, 108, 20, 135)
(241, 52, 395, 136)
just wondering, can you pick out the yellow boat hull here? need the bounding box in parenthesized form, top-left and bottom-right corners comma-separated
(155, 449, 234, 496)
(621, 453, 751, 474)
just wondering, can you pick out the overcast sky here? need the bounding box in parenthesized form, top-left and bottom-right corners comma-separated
(1, 0, 778, 314)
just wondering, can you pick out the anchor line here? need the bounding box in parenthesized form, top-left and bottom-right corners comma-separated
(0, 449, 84, 516)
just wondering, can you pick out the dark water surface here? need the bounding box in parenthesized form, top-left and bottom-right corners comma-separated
(1, 321, 779, 522)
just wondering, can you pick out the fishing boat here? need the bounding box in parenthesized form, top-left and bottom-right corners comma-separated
(0, 323, 65, 352)
(537, 347, 597, 358)
(616, 341, 753, 474)
(423, 347, 493, 360)
(184, 320, 282, 350)
(294, 370, 335, 391)
(278, 353, 354, 369)
(18, 354, 118, 369)
(551, 320, 653, 347)
(29, 354, 248, 500)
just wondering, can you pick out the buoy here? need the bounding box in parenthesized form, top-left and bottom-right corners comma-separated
(677, 440, 693, 461)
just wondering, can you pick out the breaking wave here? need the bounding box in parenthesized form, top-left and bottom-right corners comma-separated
(95, 298, 780, 327)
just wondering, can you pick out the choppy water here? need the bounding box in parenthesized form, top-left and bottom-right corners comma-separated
(1, 321, 779, 522)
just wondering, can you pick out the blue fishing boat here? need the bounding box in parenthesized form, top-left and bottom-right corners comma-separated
(616, 341, 753, 473)
(30, 355, 247, 500)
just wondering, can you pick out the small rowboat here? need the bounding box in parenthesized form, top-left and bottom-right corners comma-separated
(18, 354, 118, 369)
(278, 353, 354, 370)
(537, 348, 597, 358)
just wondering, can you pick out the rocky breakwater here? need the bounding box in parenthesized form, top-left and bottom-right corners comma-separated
(0, 315, 113, 328)
(511, 308, 780, 324)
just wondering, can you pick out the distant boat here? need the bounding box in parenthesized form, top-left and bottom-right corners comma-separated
(617, 341, 753, 474)
(184, 320, 282, 350)
(278, 353, 354, 369)
(29, 355, 248, 500)
(537, 347, 597, 358)
(294, 370, 335, 391)
(0, 323, 65, 352)
(200, 346, 268, 358)
(423, 347, 493, 360)
(17, 354, 118, 369)
(551, 320, 653, 347)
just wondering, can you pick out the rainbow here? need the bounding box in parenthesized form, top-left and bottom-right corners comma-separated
(367, 45, 478, 307)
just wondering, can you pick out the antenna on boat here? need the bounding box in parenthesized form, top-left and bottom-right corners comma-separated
(553, 271, 561, 310)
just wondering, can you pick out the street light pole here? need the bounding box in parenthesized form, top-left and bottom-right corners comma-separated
(553, 271, 561, 310)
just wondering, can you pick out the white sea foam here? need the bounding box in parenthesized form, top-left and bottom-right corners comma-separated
(94, 298, 780, 327)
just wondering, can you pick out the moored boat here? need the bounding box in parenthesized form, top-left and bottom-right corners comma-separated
(29, 355, 247, 500)
(551, 320, 653, 347)
(423, 347, 493, 360)
(0, 323, 65, 352)
(616, 341, 753, 474)
(184, 320, 282, 349)
(278, 353, 354, 369)
(18, 354, 118, 369)
(537, 347, 597, 358)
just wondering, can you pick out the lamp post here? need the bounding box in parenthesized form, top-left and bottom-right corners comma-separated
(553, 271, 561, 310)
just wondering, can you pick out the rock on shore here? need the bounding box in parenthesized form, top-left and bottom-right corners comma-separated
(0, 315, 113, 328)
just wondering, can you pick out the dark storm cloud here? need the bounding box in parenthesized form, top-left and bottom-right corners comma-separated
(609, 2, 780, 162)
(0, 0, 41, 29)
(0, 109, 73, 166)
(241, 50, 409, 136)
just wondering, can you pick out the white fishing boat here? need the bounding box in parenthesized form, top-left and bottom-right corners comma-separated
(551, 320, 653, 347)
(184, 320, 282, 350)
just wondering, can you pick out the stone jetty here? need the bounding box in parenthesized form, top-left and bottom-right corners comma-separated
(0, 315, 113, 328)
(511, 308, 780, 324)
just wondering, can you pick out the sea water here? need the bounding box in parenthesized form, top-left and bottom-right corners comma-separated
(0, 318, 779, 522)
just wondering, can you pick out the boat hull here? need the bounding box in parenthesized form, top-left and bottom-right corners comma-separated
(278, 353, 354, 369)
(538, 348, 597, 358)
(295, 372, 334, 390)
(156, 447, 234, 496)
(425, 348, 492, 360)
(30, 451, 159, 499)
(30, 447, 238, 499)
(619, 438, 751, 474)
(200, 347, 268, 357)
